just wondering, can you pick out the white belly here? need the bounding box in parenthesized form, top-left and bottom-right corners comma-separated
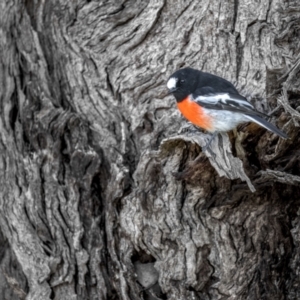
(203, 109, 249, 132)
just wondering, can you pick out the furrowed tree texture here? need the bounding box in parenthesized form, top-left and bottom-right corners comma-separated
(0, 0, 300, 299)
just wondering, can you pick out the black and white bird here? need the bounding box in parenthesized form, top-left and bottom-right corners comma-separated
(167, 67, 287, 150)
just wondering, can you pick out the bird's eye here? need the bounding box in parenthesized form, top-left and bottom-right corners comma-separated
(180, 79, 185, 84)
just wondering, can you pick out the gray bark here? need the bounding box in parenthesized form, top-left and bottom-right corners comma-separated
(0, 0, 299, 299)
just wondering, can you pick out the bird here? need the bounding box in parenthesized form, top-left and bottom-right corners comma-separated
(167, 67, 287, 151)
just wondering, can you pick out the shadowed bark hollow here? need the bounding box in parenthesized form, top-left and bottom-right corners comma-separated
(0, 0, 300, 299)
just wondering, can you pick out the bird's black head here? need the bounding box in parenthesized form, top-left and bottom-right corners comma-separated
(167, 67, 200, 102)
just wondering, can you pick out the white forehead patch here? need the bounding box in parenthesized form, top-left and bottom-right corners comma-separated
(167, 77, 177, 89)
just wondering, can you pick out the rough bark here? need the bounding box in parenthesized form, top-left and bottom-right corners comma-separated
(0, 0, 300, 299)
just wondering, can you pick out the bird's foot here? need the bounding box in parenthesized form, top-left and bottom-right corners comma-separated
(202, 132, 218, 153)
(178, 123, 200, 135)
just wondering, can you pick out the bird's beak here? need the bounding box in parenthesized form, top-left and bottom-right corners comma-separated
(167, 88, 177, 95)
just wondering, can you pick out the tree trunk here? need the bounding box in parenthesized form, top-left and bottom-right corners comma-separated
(1, 0, 300, 299)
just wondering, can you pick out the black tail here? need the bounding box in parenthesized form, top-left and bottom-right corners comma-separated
(246, 115, 288, 139)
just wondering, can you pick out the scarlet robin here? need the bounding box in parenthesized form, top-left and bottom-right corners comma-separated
(167, 67, 287, 151)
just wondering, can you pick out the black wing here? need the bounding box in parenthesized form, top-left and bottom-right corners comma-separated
(192, 87, 266, 117)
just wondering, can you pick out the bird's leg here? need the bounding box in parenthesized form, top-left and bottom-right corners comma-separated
(202, 131, 218, 152)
